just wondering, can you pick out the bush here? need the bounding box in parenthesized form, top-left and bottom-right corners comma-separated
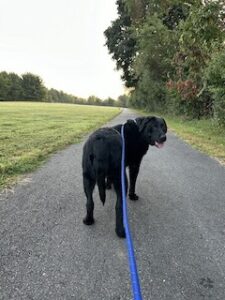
(166, 80, 213, 118)
(211, 88, 225, 127)
(204, 49, 225, 127)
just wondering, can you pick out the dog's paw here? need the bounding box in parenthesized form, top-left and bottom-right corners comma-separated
(83, 216, 95, 225)
(116, 227, 126, 238)
(129, 193, 139, 201)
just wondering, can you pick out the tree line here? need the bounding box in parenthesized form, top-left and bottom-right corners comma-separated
(0, 71, 129, 107)
(0, 72, 45, 101)
(104, 0, 225, 127)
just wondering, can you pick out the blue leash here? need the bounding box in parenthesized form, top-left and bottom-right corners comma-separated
(121, 124, 143, 300)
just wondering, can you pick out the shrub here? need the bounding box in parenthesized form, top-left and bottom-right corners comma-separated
(204, 49, 225, 127)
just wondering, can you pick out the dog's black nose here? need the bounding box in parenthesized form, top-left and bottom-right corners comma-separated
(159, 135, 166, 143)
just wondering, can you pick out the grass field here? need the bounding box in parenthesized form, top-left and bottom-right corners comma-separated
(139, 110, 225, 165)
(0, 102, 121, 189)
(165, 116, 225, 164)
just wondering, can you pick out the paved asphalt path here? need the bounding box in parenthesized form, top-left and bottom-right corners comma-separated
(1, 108, 225, 300)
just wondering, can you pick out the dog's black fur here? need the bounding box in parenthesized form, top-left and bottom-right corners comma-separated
(82, 116, 167, 238)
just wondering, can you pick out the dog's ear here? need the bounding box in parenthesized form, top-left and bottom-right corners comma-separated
(136, 117, 154, 132)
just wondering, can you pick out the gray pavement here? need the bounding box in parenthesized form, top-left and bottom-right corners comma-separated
(1, 108, 225, 300)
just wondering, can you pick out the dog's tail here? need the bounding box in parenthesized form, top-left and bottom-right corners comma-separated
(96, 172, 106, 206)
(93, 137, 109, 206)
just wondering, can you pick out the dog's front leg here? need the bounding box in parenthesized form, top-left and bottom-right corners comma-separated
(129, 163, 140, 200)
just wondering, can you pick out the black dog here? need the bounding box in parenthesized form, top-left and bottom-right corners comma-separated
(82, 116, 167, 238)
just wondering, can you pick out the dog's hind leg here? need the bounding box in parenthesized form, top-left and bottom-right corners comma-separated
(113, 174, 127, 238)
(83, 174, 96, 225)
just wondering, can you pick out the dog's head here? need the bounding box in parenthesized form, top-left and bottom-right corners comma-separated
(135, 116, 167, 148)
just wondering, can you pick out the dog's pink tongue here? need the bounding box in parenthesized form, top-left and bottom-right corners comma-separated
(155, 142, 164, 149)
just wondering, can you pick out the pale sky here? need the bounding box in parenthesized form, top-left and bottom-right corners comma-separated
(0, 0, 124, 99)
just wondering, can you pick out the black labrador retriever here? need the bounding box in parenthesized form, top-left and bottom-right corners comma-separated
(82, 116, 167, 238)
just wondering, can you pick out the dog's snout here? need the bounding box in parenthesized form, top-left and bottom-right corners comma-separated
(159, 135, 166, 143)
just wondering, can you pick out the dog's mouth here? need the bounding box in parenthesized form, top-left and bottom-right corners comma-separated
(155, 141, 165, 149)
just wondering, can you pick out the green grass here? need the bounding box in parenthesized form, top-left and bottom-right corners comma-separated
(138, 110, 225, 165)
(165, 116, 225, 164)
(0, 102, 121, 189)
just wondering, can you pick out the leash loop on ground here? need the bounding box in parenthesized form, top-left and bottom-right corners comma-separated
(121, 124, 143, 300)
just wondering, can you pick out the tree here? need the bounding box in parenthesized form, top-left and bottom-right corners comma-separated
(0, 72, 10, 100)
(104, 97, 116, 106)
(118, 94, 129, 107)
(131, 14, 178, 111)
(7, 73, 23, 100)
(162, 3, 189, 29)
(104, 0, 191, 110)
(170, 1, 225, 117)
(21, 73, 46, 100)
(104, 0, 138, 88)
(106, 0, 225, 120)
